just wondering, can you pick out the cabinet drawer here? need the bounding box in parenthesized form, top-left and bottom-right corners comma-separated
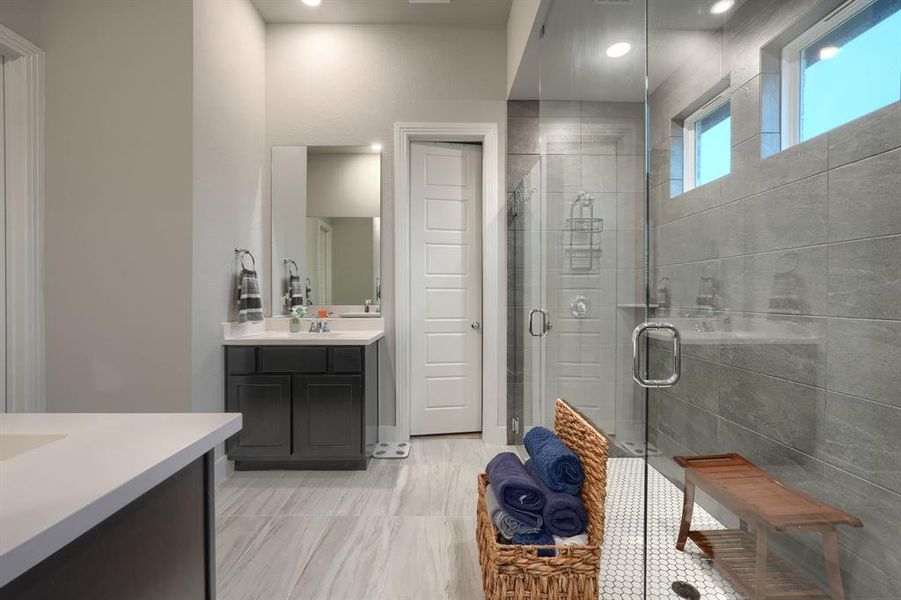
(226, 347, 257, 374)
(259, 347, 327, 373)
(330, 348, 362, 373)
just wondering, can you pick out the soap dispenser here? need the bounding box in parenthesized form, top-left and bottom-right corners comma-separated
(290, 306, 302, 333)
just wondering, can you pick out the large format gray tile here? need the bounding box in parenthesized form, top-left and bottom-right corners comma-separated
(543, 154, 581, 193)
(828, 148, 901, 242)
(507, 117, 540, 155)
(721, 245, 827, 315)
(828, 101, 901, 169)
(216, 516, 269, 586)
(540, 117, 580, 155)
(718, 315, 826, 387)
(826, 317, 901, 408)
(654, 392, 719, 456)
(740, 173, 827, 253)
(507, 100, 538, 117)
(823, 392, 901, 495)
(218, 516, 329, 600)
(581, 154, 617, 192)
(217, 471, 301, 517)
(288, 516, 392, 600)
(715, 418, 826, 500)
(722, 133, 828, 203)
(506, 154, 539, 192)
(375, 517, 448, 600)
(730, 74, 762, 146)
(389, 465, 449, 516)
(827, 235, 901, 320)
(719, 366, 824, 455)
(825, 466, 901, 585)
(650, 349, 720, 413)
(659, 180, 721, 224)
(446, 517, 482, 600)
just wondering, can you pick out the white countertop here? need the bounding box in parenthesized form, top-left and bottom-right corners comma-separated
(0, 412, 241, 588)
(223, 317, 385, 346)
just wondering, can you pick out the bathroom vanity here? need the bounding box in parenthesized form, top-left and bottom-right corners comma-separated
(223, 318, 382, 470)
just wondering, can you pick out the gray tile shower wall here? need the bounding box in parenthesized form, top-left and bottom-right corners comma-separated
(647, 0, 901, 595)
(506, 100, 646, 443)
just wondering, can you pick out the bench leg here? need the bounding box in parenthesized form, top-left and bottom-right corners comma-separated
(823, 529, 845, 600)
(755, 527, 768, 600)
(676, 481, 695, 551)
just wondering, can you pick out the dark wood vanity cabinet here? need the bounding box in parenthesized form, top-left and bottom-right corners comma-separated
(224, 344, 378, 470)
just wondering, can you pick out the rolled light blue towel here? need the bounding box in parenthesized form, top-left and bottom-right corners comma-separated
(486, 452, 546, 526)
(523, 426, 585, 495)
(525, 460, 588, 538)
(486, 483, 543, 539)
(511, 529, 556, 557)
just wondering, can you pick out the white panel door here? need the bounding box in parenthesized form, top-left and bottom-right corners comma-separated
(410, 142, 482, 435)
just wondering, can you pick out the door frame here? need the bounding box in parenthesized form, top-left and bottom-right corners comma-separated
(393, 122, 504, 445)
(0, 24, 45, 412)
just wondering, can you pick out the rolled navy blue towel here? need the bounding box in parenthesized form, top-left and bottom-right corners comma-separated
(523, 426, 585, 495)
(525, 459, 589, 538)
(511, 529, 556, 557)
(486, 452, 545, 527)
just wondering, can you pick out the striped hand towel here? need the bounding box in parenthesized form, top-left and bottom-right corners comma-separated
(238, 268, 264, 323)
(289, 274, 304, 307)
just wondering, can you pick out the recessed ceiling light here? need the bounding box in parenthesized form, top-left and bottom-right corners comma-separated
(710, 0, 735, 14)
(371, 143, 383, 152)
(819, 45, 840, 60)
(302, 0, 321, 6)
(605, 41, 632, 58)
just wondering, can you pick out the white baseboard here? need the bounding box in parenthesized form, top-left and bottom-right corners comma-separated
(214, 455, 233, 485)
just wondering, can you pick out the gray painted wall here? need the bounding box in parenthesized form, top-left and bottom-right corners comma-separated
(647, 0, 901, 595)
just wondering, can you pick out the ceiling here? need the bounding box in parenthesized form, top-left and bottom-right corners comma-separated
(251, 0, 513, 27)
(521, 0, 746, 102)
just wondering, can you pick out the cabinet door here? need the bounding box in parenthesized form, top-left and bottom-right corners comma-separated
(293, 375, 362, 458)
(226, 375, 291, 458)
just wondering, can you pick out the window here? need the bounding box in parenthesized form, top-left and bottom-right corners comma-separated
(782, 0, 901, 146)
(683, 97, 731, 191)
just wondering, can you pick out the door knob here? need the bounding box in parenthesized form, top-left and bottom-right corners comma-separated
(471, 321, 481, 331)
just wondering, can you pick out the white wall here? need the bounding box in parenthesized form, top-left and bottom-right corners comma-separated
(0, 0, 41, 46)
(192, 0, 266, 419)
(307, 153, 380, 217)
(266, 23, 507, 426)
(41, 0, 194, 412)
(270, 146, 307, 313)
(506, 0, 542, 98)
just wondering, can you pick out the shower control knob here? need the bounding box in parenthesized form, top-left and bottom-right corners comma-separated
(471, 321, 481, 331)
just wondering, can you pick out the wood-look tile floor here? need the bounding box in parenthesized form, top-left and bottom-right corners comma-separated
(215, 437, 520, 600)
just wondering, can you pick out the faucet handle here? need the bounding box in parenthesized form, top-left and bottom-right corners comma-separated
(321, 320, 331, 333)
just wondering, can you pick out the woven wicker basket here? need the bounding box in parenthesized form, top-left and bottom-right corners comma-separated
(477, 399, 609, 600)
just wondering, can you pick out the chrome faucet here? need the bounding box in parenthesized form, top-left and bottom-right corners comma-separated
(308, 317, 331, 333)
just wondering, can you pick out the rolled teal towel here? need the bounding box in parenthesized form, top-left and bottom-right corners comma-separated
(523, 426, 585, 495)
(511, 529, 556, 557)
(486, 483, 542, 539)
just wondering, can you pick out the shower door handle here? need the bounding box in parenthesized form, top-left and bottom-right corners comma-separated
(631, 322, 682, 388)
(528, 309, 552, 337)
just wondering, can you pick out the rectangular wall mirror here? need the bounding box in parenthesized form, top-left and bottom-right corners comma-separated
(271, 145, 381, 315)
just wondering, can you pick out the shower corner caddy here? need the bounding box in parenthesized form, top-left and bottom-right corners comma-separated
(564, 191, 604, 271)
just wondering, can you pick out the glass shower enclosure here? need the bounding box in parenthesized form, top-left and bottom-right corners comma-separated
(507, 0, 901, 597)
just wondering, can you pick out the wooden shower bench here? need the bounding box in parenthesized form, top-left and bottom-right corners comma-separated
(674, 454, 862, 600)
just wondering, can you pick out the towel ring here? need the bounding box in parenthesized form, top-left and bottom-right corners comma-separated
(284, 259, 299, 277)
(235, 248, 255, 271)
